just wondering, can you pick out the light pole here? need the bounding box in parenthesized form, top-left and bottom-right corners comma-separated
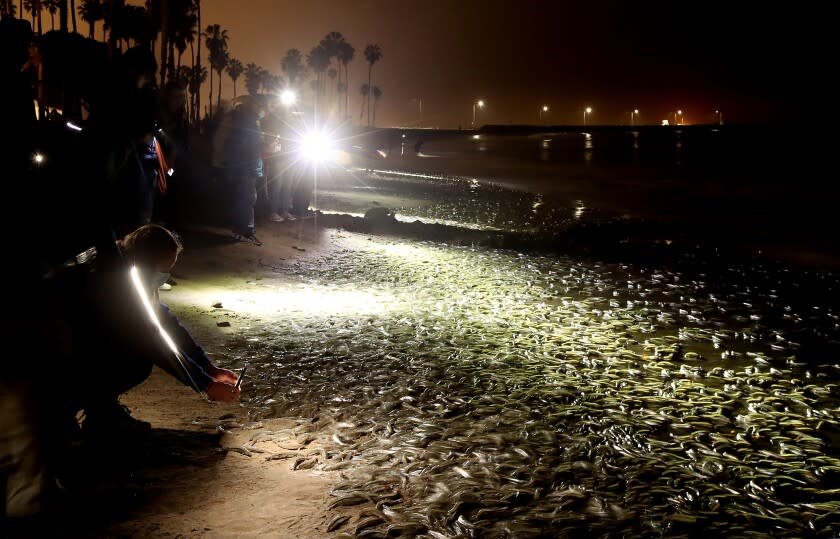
(472, 99, 485, 128)
(674, 109, 683, 126)
(631, 109, 639, 127)
(715, 109, 723, 125)
(411, 97, 423, 126)
(539, 105, 549, 123)
(583, 107, 592, 127)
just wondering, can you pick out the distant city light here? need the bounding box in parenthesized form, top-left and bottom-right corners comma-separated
(33, 153, 44, 164)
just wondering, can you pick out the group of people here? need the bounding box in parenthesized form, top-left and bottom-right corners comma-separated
(1, 25, 244, 528)
(215, 94, 317, 246)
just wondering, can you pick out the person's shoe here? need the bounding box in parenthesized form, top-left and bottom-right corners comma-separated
(280, 212, 297, 221)
(269, 212, 286, 222)
(81, 403, 151, 439)
(158, 282, 173, 291)
(234, 233, 263, 246)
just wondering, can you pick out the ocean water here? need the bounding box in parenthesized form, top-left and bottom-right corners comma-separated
(316, 125, 837, 269)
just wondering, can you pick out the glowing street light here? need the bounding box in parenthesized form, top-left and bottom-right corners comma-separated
(583, 107, 592, 127)
(674, 109, 683, 125)
(33, 153, 45, 165)
(631, 109, 639, 127)
(280, 89, 297, 107)
(472, 99, 485, 129)
(715, 109, 723, 125)
(539, 105, 549, 123)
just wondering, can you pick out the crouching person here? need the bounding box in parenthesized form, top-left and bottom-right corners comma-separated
(68, 224, 240, 437)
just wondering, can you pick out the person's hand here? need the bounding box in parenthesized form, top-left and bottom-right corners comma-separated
(207, 365, 239, 385)
(205, 380, 240, 403)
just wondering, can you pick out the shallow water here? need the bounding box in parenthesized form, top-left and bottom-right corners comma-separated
(217, 231, 840, 537)
(314, 126, 838, 268)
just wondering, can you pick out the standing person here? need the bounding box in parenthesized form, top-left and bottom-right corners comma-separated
(262, 101, 296, 223)
(83, 45, 161, 240)
(224, 95, 267, 245)
(65, 224, 241, 437)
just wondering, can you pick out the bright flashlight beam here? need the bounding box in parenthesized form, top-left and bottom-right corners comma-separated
(129, 266, 204, 394)
(300, 130, 333, 162)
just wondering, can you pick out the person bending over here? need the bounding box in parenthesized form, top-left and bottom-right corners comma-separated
(68, 224, 240, 435)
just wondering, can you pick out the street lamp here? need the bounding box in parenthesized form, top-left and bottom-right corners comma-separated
(631, 109, 639, 127)
(674, 109, 683, 126)
(715, 109, 723, 125)
(539, 105, 549, 123)
(410, 97, 423, 126)
(472, 99, 485, 128)
(280, 89, 297, 107)
(583, 107, 592, 127)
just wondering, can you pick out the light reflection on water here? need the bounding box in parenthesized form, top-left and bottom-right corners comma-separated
(317, 126, 838, 266)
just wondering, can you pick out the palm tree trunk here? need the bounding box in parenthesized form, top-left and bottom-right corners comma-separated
(207, 64, 213, 118)
(70, 0, 76, 33)
(344, 63, 350, 120)
(195, 0, 201, 126)
(216, 68, 221, 110)
(59, 0, 66, 32)
(232, 79, 236, 97)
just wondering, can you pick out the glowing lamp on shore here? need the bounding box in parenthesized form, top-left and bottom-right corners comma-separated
(280, 89, 297, 107)
(300, 130, 334, 163)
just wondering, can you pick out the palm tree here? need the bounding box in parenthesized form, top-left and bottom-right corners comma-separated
(78, 0, 102, 39)
(337, 40, 354, 118)
(166, 1, 196, 77)
(43, 0, 57, 30)
(307, 44, 329, 109)
(112, 4, 154, 48)
(319, 31, 344, 112)
(359, 83, 369, 124)
(244, 62, 262, 96)
(261, 72, 281, 95)
(281, 48, 305, 87)
(226, 58, 243, 97)
(372, 86, 382, 127)
(203, 23, 227, 116)
(187, 64, 207, 123)
(363, 44, 382, 126)
(69, 0, 77, 32)
(23, 0, 43, 35)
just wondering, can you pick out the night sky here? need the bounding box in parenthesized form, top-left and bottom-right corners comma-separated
(196, 0, 821, 127)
